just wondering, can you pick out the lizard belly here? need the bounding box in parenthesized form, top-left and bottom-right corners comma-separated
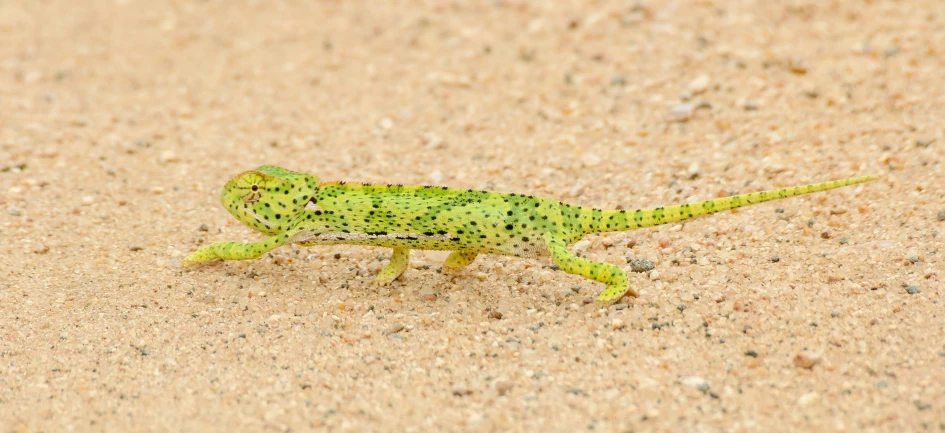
(291, 229, 549, 258)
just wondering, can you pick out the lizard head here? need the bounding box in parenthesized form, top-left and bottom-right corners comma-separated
(220, 165, 320, 235)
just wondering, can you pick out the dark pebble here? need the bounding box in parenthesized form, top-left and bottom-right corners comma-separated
(906, 285, 920, 295)
(770, 255, 780, 263)
(937, 210, 945, 222)
(744, 350, 758, 358)
(629, 258, 655, 273)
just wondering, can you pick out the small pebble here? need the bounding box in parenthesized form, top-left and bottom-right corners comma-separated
(384, 324, 405, 335)
(688, 75, 710, 94)
(667, 103, 695, 122)
(495, 380, 514, 396)
(159, 150, 179, 163)
(820, 231, 831, 239)
(629, 258, 654, 273)
(9, 209, 21, 216)
(419, 286, 437, 302)
(129, 246, 144, 251)
(744, 350, 758, 358)
(906, 285, 920, 295)
(788, 58, 809, 75)
(770, 255, 780, 263)
(915, 138, 935, 148)
(488, 310, 503, 320)
(611, 318, 626, 330)
(198, 224, 209, 232)
(793, 350, 822, 369)
(743, 100, 761, 111)
(937, 210, 945, 222)
(797, 392, 819, 407)
(687, 161, 700, 179)
(679, 376, 708, 388)
(32, 244, 50, 254)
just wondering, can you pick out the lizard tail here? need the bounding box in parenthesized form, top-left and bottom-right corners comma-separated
(585, 175, 877, 234)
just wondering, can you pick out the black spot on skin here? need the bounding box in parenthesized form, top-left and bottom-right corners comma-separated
(505, 224, 513, 230)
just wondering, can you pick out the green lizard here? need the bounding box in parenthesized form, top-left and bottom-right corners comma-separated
(182, 165, 875, 304)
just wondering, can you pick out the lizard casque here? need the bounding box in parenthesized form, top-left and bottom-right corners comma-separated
(182, 165, 876, 304)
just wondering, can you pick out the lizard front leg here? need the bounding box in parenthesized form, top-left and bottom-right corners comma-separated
(181, 230, 298, 267)
(544, 235, 638, 305)
(375, 247, 410, 285)
(441, 250, 478, 274)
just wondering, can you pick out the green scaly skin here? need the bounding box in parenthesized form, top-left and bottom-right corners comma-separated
(182, 165, 877, 305)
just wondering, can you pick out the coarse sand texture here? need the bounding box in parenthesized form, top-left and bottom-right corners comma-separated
(2, 1, 943, 432)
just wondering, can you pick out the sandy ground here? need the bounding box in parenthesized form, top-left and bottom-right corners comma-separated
(2, 0, 944, 431)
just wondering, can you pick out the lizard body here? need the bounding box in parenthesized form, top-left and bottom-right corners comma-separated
(182, 165, 876, 304)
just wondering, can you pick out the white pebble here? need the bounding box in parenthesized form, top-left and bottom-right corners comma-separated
(688, 74, 711, 94)
(667, 103, 694, 122)
(679, 376, 708, 388)
(611, 318, 626, 330)
(159, 150, 179, 163)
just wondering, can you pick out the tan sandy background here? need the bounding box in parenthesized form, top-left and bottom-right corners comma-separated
(2, 0, 944, 431)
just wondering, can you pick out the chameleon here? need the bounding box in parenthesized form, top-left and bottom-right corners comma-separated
(181, 165, 876, 305)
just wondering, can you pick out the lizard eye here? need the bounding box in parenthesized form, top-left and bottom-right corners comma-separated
(251, 184, 258, 191)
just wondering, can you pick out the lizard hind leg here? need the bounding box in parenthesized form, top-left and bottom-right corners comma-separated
(441, 251, 478, 274)
(375, 247, 410, 285)
(544, 236, 638, 305)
